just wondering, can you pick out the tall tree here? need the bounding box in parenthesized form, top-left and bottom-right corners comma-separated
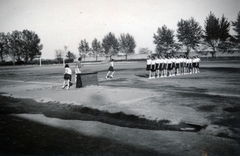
(232, 11, 240, 48)
(138, 47, 152, 54)
(0, 32, 7, 63)
(177, 17, 202, 56)
(78, 39, 89, 60)
(22, 30, 43, 62)
(55, 49, 62, 63)
(102, 32, 119, 59)
(5, 31, 23, 65)
(202, 12, 231, 57)
(118, 33, 136, 60)
(66, 51, 75, 60)
(153, 25, 175, 56)
(91, 38, 102, 61)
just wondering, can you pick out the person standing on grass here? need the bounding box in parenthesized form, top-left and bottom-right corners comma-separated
(75, 57, 84, 83)
(155, 55, 161, 78)
(175, 56, 180, 75)
(171, 55, 176, 76)
(62, 64, 72, 90)
(196, 55, 201, 73)
(150, 56, 156, 79)
(183, 55, 187, 75)
(146, 55, 152, 79)
(167, 56, 172, 77)
(159, 55, 164, 77)
(192, 56, 197, 73)
(189, 56, 193, 74)
(105, 59, 115, 79)
(162, 55, 168, 77)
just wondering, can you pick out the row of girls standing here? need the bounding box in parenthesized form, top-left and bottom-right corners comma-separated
(146, 55, 201, 79)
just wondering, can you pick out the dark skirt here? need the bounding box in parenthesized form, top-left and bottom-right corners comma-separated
(64, 74, 72, 80)
(167, 64, 172, 70)
(176, 63, 179, 68)
(180, 62, 184, 68)
(108, 66, 114, 71)
(151, 65, 156, 72)
(196, 63, 200, 68)
(163, 63, 167, 69)
(159, 63, 163, 70)
(193, 63, 197, 68)
(146, 64, 151, 71)
(189, 64, 192, 68)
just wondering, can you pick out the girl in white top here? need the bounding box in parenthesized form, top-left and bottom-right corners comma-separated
(167, 56, 173, 77)
(159, 56, 164, 77)
(105, 59, 115, 79)
(192, 56, 197, 73)
(186, 57, 191, 74)
(62, 64, 72, 90)
(171, 56, 176, 76)
(150, 56, 156, 79)
(183, 56, 187, 75)
(175, 56, 180, 75)
(196, 56, 201, 73)
(75, 57, 84, 83)
(162, 56, 168, 77)
(155, 55, 161, 78)
(146, 55, 152, 79)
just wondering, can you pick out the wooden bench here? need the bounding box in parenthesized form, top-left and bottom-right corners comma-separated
(76, 72, 99, 88)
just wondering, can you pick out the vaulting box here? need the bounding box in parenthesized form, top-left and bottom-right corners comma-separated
(76, 72, 99, 88)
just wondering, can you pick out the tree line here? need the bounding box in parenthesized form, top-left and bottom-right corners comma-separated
(0, 30, 43, 65)
(75, 33, 136, 61)
(1, 11, 239, 65)
(75, 11, 240, 60)
(153, 11, 240, 57)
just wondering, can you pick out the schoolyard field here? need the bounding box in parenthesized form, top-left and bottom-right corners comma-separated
(0, 59, 240, 156)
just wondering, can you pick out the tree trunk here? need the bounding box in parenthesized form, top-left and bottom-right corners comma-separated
(211, 51, 216, 57)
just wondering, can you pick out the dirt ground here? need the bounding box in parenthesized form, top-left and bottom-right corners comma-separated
(0, 60, 240, 156)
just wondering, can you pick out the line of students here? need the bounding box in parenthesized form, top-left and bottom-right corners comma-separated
(146, 55, 201, 79)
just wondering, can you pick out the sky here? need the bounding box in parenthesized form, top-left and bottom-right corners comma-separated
(0, 0, 239, 59)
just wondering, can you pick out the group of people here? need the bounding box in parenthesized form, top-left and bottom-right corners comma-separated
(62, 54, 201, 89)
(146, 55, 201, 79)
(62, 57, 115, 90)
(62, 57, 83, 90)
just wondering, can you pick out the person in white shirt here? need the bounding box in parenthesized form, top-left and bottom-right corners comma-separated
(150, 56, 156, 79)
(196, 55, 201, 73)
(167, 56, 173, 77)
(75, 57, 84, 83)
(175, 56, 180, 75)
(105, 59, 115, 79)
(155, 55, 161, 78)
(171, 55, 176, 76)
(146, 55, 152, 79)
(62, 64, 72, 90)
(162, 56, 168, 77)
(159, 55, 164, 77)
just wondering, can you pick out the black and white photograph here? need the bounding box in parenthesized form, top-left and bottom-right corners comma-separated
(0, 0, 239, 155)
